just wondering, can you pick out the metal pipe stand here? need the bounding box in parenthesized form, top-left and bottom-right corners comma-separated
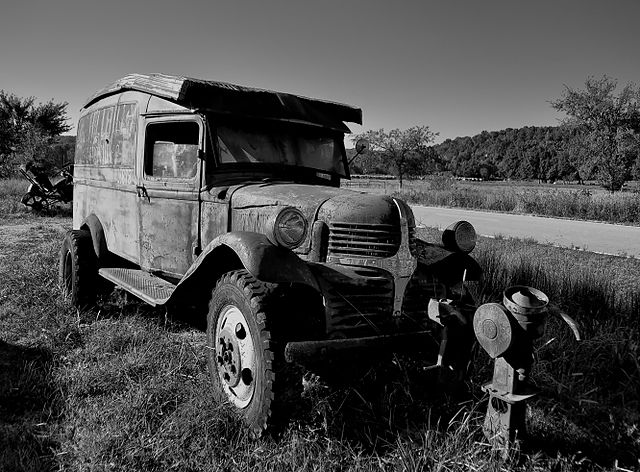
(474, 285, 549, 453)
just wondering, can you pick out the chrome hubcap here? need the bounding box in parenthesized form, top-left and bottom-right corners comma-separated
(215, 305, 255, 408)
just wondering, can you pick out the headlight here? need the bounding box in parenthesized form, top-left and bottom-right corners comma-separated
(270, 207, 308, 249)
(442, 220, 476, 253)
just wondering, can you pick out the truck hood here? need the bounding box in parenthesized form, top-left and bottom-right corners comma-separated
(229, 182, 403, 251)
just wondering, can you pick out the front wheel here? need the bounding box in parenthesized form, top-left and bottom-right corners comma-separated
(206, 270, 297, 436)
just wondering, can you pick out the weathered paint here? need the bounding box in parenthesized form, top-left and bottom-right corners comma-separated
(227, 183, 400, 256)
(136, 114, 203, 275)
(74, 74, 482, 347)
(138, 186, 200, 276)
(75, 88, 202, 271)
(171, 231, 321, 301)
(74, 174, 139, 263)
(85, 73, 362, 131)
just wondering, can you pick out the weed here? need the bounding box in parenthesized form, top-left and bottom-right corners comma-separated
(345, 178, 640, 225)
(1, 215, 639, 470)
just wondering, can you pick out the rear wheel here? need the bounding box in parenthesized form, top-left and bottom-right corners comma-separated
(206, 270, 298, 436)
(58, 230, 97, 309)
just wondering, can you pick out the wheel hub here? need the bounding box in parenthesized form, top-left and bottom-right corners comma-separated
(217, 327, 242, 387)
(215, 305, 256, 408)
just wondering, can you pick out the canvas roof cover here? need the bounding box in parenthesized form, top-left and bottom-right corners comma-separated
(84, 73, 362, 132)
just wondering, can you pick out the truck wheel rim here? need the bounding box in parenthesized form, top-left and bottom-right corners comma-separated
(215, 304, 256, 408)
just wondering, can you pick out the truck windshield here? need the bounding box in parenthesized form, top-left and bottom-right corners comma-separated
(216, 124, 346, 176)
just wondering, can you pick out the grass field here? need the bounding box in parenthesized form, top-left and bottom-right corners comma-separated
(344, 177, 640, 225)
(0, 178, 639, 471)
(0, 178, 28, 217)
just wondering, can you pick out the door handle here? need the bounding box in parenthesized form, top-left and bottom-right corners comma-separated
(136, 185, 150, 202)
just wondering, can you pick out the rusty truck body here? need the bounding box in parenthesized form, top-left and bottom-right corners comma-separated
(60, 73, 482, 435)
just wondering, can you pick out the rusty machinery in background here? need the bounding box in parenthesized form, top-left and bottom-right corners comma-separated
(19, 163, 73, 211)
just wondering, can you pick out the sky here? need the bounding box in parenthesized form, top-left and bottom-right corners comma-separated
(1, 0, 639, 144)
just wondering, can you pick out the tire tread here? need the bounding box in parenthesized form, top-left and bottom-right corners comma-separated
(208, 269, 297, 436)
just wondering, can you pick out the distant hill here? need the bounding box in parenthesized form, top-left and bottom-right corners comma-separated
(432, 126, 580, 182)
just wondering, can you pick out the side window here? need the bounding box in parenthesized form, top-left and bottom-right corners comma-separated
(76, 114, 90, 164)
(76, 105, 120, 166)
(112, 103, 137, 167)
(144, 121, 200, 179)
(89, 112, 101, 163)
(97, 107, 114, 165)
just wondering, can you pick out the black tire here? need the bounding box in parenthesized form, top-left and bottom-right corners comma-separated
(32, 200, 43, 212)
(58, 230, 97, 309)
(21, 193, 44, 211)
(206, 270, 299, 436)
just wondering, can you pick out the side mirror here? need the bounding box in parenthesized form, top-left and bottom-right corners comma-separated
(355, 138, 369, 154)
(348, 138, 370, 166)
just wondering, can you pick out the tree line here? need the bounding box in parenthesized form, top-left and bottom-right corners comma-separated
(353, 76, 640, 191)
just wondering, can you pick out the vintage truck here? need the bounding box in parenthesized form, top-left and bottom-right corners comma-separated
(60, 73, 483, 435)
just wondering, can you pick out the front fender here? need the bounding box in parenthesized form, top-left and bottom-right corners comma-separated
(173, 231, 320, 299)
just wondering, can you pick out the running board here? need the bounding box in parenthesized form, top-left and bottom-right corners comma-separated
(99, 268, 175, 306)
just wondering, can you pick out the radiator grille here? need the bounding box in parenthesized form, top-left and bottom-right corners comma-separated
(328, 222, 400, 258)
(322, 266, 394, 337)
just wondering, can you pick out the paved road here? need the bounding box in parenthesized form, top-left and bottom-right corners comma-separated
(410, 205, 640, 258)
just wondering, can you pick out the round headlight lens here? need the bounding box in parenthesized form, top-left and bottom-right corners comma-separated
(442, 220, 476, 253)
(273, 208, 307, 249)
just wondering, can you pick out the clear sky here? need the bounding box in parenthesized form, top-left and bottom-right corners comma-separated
(1, 0, 639, 143)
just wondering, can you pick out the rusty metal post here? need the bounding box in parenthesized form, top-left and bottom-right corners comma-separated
(474, 286, 549, 451)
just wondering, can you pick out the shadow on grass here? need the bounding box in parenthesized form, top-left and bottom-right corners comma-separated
(294, 344, 639, 469)
(524, 399, 640, 468)
(0, 340, 59, 472)
(293, 351, 479, 451)
(30, 203, 73, 219)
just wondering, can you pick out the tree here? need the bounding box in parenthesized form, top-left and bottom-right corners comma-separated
(0, 91, 71, 177)
(478, 161, 496, 180)
(353, 126, 438, 187)
(551, 76, 640, 192)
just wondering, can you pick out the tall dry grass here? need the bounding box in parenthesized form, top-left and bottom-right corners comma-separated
(0, 218, 638, 470)
(0, 178, 28, 216)
(400, 185, 640, 224)
(345, 177, 640, 224)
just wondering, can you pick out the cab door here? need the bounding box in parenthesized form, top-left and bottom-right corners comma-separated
(137, 114, 203, 277)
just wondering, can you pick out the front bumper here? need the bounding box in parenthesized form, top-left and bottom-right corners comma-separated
(284, 330, 435, 364)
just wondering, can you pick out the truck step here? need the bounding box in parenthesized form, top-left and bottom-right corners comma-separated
(99, 268, 175, 306)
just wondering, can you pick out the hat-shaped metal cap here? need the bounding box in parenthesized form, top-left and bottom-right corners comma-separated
(503, 285, 548, 316)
